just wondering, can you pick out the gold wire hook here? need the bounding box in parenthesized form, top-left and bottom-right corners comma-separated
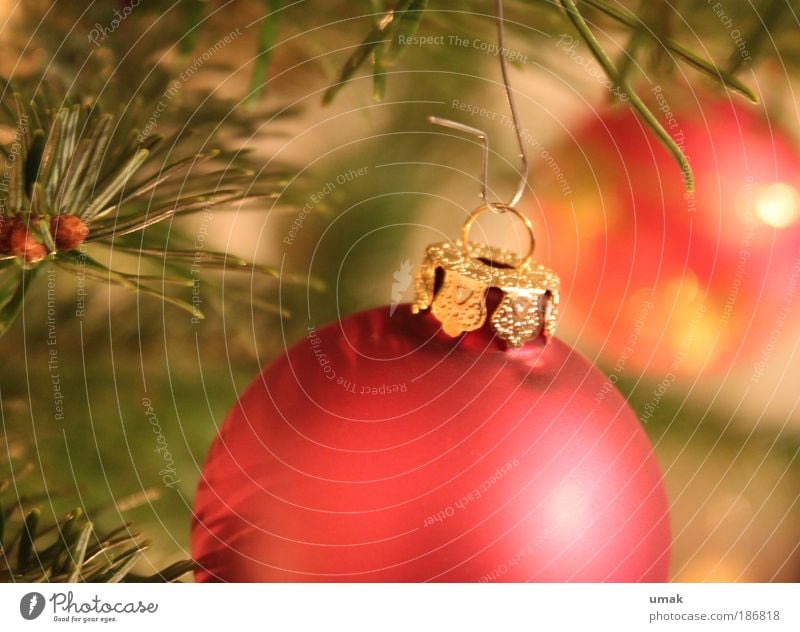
(461, 203, 536, 267)
(428, 0, 529, 209)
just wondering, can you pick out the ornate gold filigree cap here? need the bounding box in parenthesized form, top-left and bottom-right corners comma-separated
(412, 204, 559, 349)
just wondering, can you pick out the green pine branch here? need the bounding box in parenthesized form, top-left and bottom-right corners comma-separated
(319, 0, 775, 192)
(1, 439, 194, 583)
(0, 91, 312, 337)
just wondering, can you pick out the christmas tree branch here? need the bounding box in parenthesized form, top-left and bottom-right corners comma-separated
(579, 0, 758, 102)
(725, 0, 786, 74)
(320, 0, 774, 191)
(247, 0, 285, 107)
(559, 0, 694, 190)
(0, 92, 309, 336)
(322, 0, 428, 105)
(1, 439, 194, 583)
(0, 269, 34, 339)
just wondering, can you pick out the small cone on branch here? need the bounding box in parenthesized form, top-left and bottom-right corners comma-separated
(50, 214, 89, 251)
(9, 221, 48, 263)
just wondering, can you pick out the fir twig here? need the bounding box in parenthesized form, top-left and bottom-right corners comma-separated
(0, 92, 307, 336)
(322, 0, 426, 105)
(579, 0, 758, 102)
(247, 0, 285, 107)
(726, 0, 786, 74)
(0, 439, 193, 583)
(559, 0, 694, 190)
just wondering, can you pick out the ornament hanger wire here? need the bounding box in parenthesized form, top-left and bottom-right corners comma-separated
(428, 0, 529, 210)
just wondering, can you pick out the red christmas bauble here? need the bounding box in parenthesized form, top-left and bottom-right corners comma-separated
(192, 305, 670, 581)
(537, 98, 800, 375)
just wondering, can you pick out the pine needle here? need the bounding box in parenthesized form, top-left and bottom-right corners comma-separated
(560, 0, 694, 191)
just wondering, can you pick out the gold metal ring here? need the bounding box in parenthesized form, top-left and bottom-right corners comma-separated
(461, 203, 535, 267)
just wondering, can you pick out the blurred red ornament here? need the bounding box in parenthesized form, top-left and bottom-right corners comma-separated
(192, 305, 670, 582)
(536, 98, 800, 375)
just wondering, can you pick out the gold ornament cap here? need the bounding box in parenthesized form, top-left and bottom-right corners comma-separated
(411, 204, 559, 350)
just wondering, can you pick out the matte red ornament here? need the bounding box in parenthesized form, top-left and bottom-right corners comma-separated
(192, 304, 670, 582)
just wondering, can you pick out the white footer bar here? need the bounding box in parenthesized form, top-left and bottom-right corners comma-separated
(2, 583, 798, 631)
